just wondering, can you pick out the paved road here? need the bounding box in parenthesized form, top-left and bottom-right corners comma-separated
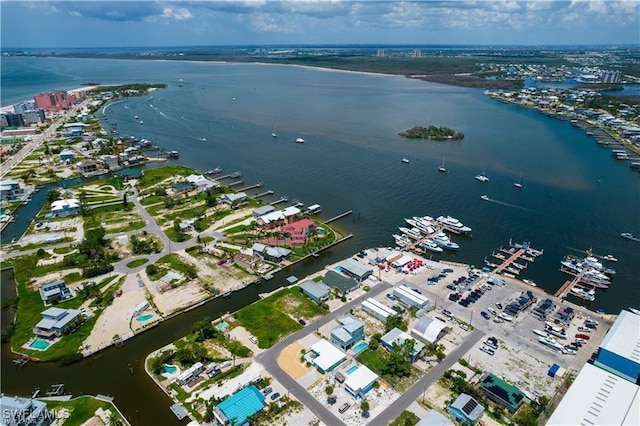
(256, 281, 392, 426)
(373, 327, 485, 425)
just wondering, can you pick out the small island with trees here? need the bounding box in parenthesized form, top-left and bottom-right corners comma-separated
(399, 125, 464, 141)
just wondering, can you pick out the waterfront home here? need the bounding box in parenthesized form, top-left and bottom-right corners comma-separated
(344, 365, 378, 399)
(214, 385, 266, 426)
(220, 192, 247, 206)
(77, 159, 98, 175)
(321, 270, 358, 296)
(479, 373, 526, 414)
(448, 393, 484, 425)
(63, 122, 87, 137)
(185, 174, 219, 193)
(91, 137, 109, 148)
(101, 155, 120, 171)
(59, 149, 75, 162)
(299, 280, 331, 302)
(176, 362, 205, 386)
(410, 316, 449, 344)
(330, 315, 365, 350)
(381, 327, 425, 362)
(309, 339, 346, 373)
(33, 307, 83, 338)
(233, 253, 264, 272)
(255, 210, 285, 227)
(251, 243, 291, 263)
(0, 395, 51, 426)
(120, 168, 142, 181)
(282, 206, 302, 223)
(338, 258, 373, 282)
(39, 280, 72, 305)
(361, 298, 398, 322)
(50, 198, 81, 217)
(252, 205, 276, 218)
(284, 218, 316, 246)
(0, 179, 24, 202)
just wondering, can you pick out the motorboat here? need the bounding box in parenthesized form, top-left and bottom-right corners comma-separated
(438, 157, 447, 173)
(436, 216, 472, 233)
(475, 170, 489, 182)
(513, 182, 522, 188)
(602, 254, 618, 262)
(533, 329, 555, 341)
(134, 115, 139, 120)
(621, 232, 634, 240)
(432, 232, 459, 250)
(295, 137, 305, 143)
(584, 256, 616, 275)
(481, 195, 490, 201)
(393, 234, 411, 247)
(399, 227, 422, 240)
(538, 336, 564, 351)
(570, 287, 595, 301)
(404, 218, 419, 228)
(402, 158, 410, 164)
(412, 217, 435, 234)
(272, 133, 278, 138)
(419, 239, 443, 253)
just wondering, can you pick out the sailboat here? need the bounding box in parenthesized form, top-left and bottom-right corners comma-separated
(514, 177, 523, 188)
(438, 157, 447, 173)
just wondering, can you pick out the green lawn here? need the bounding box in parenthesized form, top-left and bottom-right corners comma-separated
(357, 347, 422, 392)
(390, 410, 420, 426)
(235, 287, 326, 348)
(45, 396, 127, 425)
(157, 253, 196, 278)
(126, 258, 148, 268)
(138, 165, 196, 189)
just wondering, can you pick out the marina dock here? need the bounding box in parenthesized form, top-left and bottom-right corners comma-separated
(270, 197, 288, 206)
(228, 180, 244, 186)
(254, 190, 274, 198)
(324, 210, 353, 224)
(485, 241, 543, 277)
(554, 270, 586, 299)
(238, 182, 263, 192)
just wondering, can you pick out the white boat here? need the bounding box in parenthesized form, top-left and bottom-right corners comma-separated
(514, 177, 523, 188)
(134, 115, 139, 120)
(402, 158, 410, 163)
(393, 234, 411, 247)
(533, 329, 555, 341)
(140, 120, 144, 125)
(570, 287, 596, 301)
(436, 216, 472, 233)
(405, 218, 419, 228)
(295, 137, 305, 143)
(399, 227, 422, 240)
(475, 170, 489, 182)
(412, 217, 435, 234)
(432, 232, 459, 250)
(419, 239, 443, 253)
(538, 336, 563, 351)
(438, 157, 447, 173)
(480, 195, 490, 201)
(602, 254, 618, 262)
(272, 133, 278, 138)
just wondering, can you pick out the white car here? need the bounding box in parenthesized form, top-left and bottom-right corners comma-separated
(577, 326, 591, 332)
(487, 307, 497, 316)
(249, 336, 258, 344)
(479, 346, 495, 356)
(499, 312, 514, 322)
(459, 323, 469, 331)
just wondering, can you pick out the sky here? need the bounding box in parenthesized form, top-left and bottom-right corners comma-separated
(1, 1, 638, 48)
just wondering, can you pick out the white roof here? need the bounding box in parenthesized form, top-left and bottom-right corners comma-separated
(362, 298, 397, 319)
(412, 316, 448, 343)
(282, 206, 301, 217)
(547, 363, 640, 426)
(258, 210, 285, 224)
(344, 365, 378, 392)
(394, 285, 429, 307)
(310, 339, 346, 372)
(392, 254, 413, 267)
(51, 198, 80, 210)
(599, 309, 640, 363)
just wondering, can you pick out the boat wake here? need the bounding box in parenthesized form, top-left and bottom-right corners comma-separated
(481, 196, 536, 213)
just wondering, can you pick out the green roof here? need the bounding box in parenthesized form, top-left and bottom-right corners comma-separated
(322, 270, 358, 294)
(480, 374, 525, 411)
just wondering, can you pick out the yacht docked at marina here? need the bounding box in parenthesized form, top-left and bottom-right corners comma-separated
(436, 216, 472, 233)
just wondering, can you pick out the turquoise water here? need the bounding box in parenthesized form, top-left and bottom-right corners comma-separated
(136, 314, 153, 322)
(346, 365, 359, 375)
(216, 321, 228, 331)
(29, 339, 50, 350)
(161, 364, 177, 374)
(353, 341, 369, 355)
(334, 266, 343, 272)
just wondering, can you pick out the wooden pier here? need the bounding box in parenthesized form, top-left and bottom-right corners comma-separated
(325, 210, 353, 224)
(270, 197, 288, 206)
(228, 180, 244, 187)
(254, 190, 274, 198)
(238, 182, 263, 192)
(554, 271, 585, 299)
(489, 242, 544, 276)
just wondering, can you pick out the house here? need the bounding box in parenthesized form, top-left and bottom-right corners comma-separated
(101, 155, 120, 171)
(361, 298, 398, 322)
(63, 122, 86, 137)
(411, 316, 449, 344)
(338, 258, 373, 282)
(252, 205, 276, 218)
(299, 280, 331, 302)
(178, 220, 194, 232)
(417, 410, 454, 426)
(479, 374, 526, 414)
(59, 149, 75, 161)
(251, 243, 291, 263)
(0, 395, 51, 426)
(344, 365, 378, 399)
(214, 386, 266, 426)
(381, 327, 425, 362)
(33, 307, 83, 338)
(50, 198, 81, 217)
(284, 218, 316, 246)
(185, 174, 219, 193)
(91, 137, 109, 148)
(176, 362, 205, 386)
(0, 179, 24, 202)
(448, 393, 484, 425)
(282, 206, 301, 223)
(310, 339, 346, 373)
(120, 168, 142, 181)
(393, 284, 431, 309)
(321, 270, 358, 295)
(77, 160, 98, 175)
(330, 315, 365, 350)
(220, 192, 247, 206)
(38, 280, 72, 305)
(256, 210, 285, 226)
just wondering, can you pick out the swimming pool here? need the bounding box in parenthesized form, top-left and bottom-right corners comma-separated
(216, 321, 229, 331)
(29, 339, 50, 351)
(346, 365, 359, 375)
(353, 341, 369, 355)
(161, 364, 177, 374)
(136, 314, 153, 322)
(334, 266, 343, 272)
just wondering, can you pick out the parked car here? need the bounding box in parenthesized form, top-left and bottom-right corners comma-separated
(484, 340, 498, 350)
(575, 334, 590, 340)
(443, 268, 454, 273)
(487, 307, 497, 316)
(479, 346, 495, 356)
(496, 302, 503, 310)
(573, 340, 583, 347)
(447, 283, 457, 291)
(443, 310, 453, 317)
(575, 338, 588, 344)
(584, 322, 597, 329)
(249, 336, 259, 344)
(481, 311, 491, 320)
(459, 323, 469, 331)
(270, 392, 281, 401)
(577, 326, 591, 332)
(298, 318, 307, 326)
(262, 387, 273, 395)
(339, 403, 351, 413)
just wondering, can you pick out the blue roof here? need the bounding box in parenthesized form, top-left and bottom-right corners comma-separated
(217, 386, 265, 426)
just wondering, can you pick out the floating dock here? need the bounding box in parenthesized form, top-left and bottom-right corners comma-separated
(488, 241, 543, 277)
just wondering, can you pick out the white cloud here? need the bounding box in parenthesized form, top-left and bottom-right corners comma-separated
(161, 7, 192, 20)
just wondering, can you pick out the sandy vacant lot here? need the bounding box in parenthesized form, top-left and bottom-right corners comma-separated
(278, 342, 311, 380)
